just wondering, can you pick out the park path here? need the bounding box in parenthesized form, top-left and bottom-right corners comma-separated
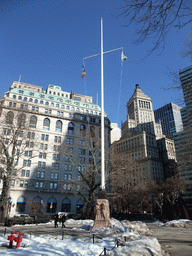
(146, 223, 192, 256)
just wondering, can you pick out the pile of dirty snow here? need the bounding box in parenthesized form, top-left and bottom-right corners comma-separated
(157, 219, 192, 228)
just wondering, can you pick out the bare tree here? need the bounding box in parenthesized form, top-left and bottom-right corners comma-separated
(0, 106, 39, 222)
(60, 128, 110, 219)
(116, 0, 192, 54)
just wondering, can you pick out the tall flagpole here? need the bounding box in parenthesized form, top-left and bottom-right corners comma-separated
(101, 17, 105, 190)
(83, 19, 126, 191)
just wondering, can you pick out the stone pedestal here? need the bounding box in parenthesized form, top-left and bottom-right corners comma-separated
(92, 199, 111, 230)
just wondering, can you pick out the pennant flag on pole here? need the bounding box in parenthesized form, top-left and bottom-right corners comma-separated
(121, 51, 127, 61)
(82, 65, 86, 78)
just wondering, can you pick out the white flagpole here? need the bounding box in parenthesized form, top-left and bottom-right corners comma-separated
(101, 17, 105, 190)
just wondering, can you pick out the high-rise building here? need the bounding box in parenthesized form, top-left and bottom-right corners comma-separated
(174, 66, 192, 215)
(0, 81, 111, 217)
(154, 103, 183, 139)
(112, 84, 177, 186)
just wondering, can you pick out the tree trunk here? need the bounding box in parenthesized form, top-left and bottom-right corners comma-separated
(0, 175, 11, 223)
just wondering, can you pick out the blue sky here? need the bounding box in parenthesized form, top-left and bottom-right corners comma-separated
(0, 0, 191, 127)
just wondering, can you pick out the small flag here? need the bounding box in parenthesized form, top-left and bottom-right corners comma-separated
(121, 51, 127, 61)
(82, 65, 86, 78)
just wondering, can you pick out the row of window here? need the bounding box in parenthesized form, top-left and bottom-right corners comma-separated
(6, 111, 99, 137)
(11, 96, 99, 114)
(11, 179, 72, 191)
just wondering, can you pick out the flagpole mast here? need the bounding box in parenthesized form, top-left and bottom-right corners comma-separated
(101, 17, 105, 190)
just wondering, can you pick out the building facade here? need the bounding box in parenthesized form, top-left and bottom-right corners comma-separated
(112, 84, 177, 186)
(174, 66, 192, 215)
(154, 103, 183, 139)
(0, 81, 111, 217)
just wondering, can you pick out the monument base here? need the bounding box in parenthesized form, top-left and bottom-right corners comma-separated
(92, 198, 111, 230)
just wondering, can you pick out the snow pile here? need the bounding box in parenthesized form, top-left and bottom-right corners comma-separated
(122, 220, 153, 236)
(108, 237, 163, 256)
(66, 219, 94, 226)
(159, 219, 192, 228)
(0, 219, 167, 256)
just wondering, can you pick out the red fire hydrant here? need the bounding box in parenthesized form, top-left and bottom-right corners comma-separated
(8, 231, 17, 248)
(15, 233, 24, 248)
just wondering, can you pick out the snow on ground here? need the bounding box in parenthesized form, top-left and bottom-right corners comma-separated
(0, 218, 167, 256)
(155, 219, 192, 228)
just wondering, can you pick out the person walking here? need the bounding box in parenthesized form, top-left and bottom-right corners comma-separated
(61, 213, 66, 228)
(54, 212, 58, 228)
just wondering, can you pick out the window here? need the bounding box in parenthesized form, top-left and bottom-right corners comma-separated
(90, 126, 95, 137)
(36, 107, 39, 112)
(50, 182, 53, 189)
(67, 138, 74, 144)
(20, 180, 24, 187)
(55, 120, 62, 132)
(24, 181, 28, 188)
(43, 118, 50, 130)
(41, 134, 49, 141)
(40, 100, 43, 104)
(80, 124, 86, 136)
(35, 99, 38, 103)
(7, 113, 14, 125)
(11, 179, 15, 187)
(49, 110, 52, 114)
(54, 183, 58, 189)
(68, 174, 72, 180)
(79, 148, 86, 155)
(38, 161, 46, 169)
(29, 98, 33, 102)
(26, 170, 30, 177)
(45, 102, 49, 105)
(18, 114, 26, 126)
(68, 122, 74, 134)
(27, 132, 35, 139)
(35, 182, 39, 188)
(52, 163, 59, 169)
(36, 171, 40, 178)
(30, 116, 37, 128)
(40, 182, 44, 188)
(21, 170, 25, 176)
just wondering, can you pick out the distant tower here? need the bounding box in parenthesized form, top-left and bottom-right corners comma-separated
(122, 84, 163, 139)
(154, 103, 183, 139)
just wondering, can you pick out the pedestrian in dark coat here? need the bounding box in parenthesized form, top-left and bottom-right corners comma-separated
(54, 212, 58, 228)
(61, 213, 66, 228)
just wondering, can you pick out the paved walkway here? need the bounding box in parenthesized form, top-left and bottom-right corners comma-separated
(146, 223, 192, 256)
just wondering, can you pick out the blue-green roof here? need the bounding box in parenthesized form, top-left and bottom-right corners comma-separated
(6, 87, 102, 112)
